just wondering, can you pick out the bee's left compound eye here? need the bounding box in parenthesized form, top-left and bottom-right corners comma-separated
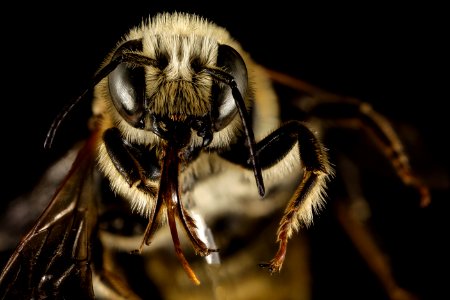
(108, 40, 146, 128)
(212, 44, 248, 131)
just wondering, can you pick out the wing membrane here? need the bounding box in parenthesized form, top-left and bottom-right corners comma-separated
(0, 135, 100, 299)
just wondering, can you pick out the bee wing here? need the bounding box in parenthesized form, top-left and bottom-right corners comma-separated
(0, 134, 100, 299)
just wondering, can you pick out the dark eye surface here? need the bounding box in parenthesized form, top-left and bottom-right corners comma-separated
(212, 44, 248, 131)
(109, 64, 146, 128)
(108, 40, 146, 128)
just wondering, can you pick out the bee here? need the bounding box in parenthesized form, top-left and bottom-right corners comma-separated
(0, 11, 429, 300)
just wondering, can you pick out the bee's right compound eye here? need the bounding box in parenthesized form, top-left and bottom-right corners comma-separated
(108, 63, 146, 128)
(108, 40, 146, 129)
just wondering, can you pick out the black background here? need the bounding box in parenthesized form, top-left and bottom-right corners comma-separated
(2, 2, 448, 300)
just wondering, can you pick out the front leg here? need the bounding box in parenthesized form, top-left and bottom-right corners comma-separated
(103, 127, 160, 195)
(102, 127, 163, 245)
(298, 97, 430, 207)
(222, 120, 333, 273)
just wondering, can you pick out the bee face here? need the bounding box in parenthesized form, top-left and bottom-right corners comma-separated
(97, 13, 250, 152)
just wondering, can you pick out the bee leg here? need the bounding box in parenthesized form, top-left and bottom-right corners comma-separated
(222, 120, 333, 273)
(102, 127, 161, 247)
(335, 198, 420, 300)
(267, 69, 429, 206)
(301, 97, 430, 207)
(302, 99, 427, 300)
(103, 128, 160, 192)
(260, 121, 333, 272)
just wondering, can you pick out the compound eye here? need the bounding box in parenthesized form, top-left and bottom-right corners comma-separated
(108, 63, 146, 128)
(212, 44, 248, 131)
(107, 39, 146, 128)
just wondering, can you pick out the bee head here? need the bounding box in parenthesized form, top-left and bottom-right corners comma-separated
(43, 15, 264, 197)
(107, 39, 248, 148)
